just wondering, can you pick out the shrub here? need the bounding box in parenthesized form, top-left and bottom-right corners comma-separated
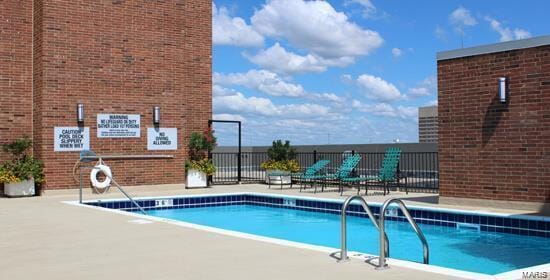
(260, 140, 300, 172)
(0, 137, 44, 184)
(185, 127, 217, 175)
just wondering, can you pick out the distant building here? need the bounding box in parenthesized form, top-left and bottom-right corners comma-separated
(418, 105, 438, 143)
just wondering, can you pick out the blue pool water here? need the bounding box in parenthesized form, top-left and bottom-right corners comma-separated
(147, 204, 550, 275)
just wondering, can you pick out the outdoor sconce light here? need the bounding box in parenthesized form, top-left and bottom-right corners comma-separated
(153, 106, 160, 125)
(498, 77, 507, 103)
(77, 103, 84, 123)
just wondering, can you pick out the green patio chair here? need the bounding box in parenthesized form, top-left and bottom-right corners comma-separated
(306, 154, 362, 193)
(292, 159, 330, 192)
(341, 147, 402, 196)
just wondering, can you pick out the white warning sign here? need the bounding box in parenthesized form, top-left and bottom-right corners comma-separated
(97, 114, 140, 138)
(147, 128, 177, 150)
(54, 127, 90, 152)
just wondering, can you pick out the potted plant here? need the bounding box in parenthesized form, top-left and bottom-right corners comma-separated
(0, 137, 44, 197)
(185, 128, 217, 188)
(260, 140, 300, 185)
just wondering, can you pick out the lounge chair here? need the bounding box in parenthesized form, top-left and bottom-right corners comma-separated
(306, 154, 361, 193)
(341, 147, 402, 196)
(292, 159, 331, 192)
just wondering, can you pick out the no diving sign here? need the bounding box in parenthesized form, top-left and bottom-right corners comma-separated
(54, 127, 90, 152)
(147, 128, 178, 150)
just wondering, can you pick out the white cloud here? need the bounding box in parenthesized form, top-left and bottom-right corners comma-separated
(485, 16, 531, 42)
(251, 0, 383, 59)
(434, 25, 448, 42)
(212, 113, 246, 122)
(407, 75, 437, 98)
(213, 86, 340, 121)
(449, 7, 477, 28)
(356, 74, 402, 102)
(213, 3, 264, 47)
(425, 99, 438, 107)
(346, 0, 377, 19)
(408, 87, 430, 97)
(213, 90, 280, 116)
(340, 74, 353, 84)
(212, 84, 239, 97)
(214, 70, 306, 97)
(243, 43, 354, 75)
(214, 70, 346, 103)
(352, 100, 417, 119)
(449, 7, 477, 36)
(391, 47, 403, 58)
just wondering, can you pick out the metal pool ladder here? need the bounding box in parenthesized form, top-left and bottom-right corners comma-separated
(339, 195, 389, 261)
(377, 198, 429, 269)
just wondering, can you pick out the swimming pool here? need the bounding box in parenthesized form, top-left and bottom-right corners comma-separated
(80, 193, 550, 277)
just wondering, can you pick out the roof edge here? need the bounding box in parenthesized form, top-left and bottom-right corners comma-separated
(437, 35, 550, 61)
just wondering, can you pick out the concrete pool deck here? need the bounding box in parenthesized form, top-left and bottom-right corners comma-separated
(0, 184, 543, 280)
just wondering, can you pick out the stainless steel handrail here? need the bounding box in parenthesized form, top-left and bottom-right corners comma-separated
(81, 155, 173, 160)
(377, 198, 429, 269)
(76, 156, 148, 215)
(101, 168, 147, 215)
(339, 195, 389, 261)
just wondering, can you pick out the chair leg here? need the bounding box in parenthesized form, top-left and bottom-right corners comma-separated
(383, 182, 388, 195)
(313, 180, 317, 194)
(356, 182, 360, 195)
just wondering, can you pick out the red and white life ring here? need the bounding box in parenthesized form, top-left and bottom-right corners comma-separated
(90, 164, 112, 189)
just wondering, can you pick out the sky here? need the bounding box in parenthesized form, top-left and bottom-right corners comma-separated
(211, 0, 550, 146)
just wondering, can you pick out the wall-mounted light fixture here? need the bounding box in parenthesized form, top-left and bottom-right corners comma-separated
(498, 77, 507, 103)
(77, 103, 84, 123)
(153, 106, 160, 125)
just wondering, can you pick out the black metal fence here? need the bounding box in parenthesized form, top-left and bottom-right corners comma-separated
(211, 151, 439, 192)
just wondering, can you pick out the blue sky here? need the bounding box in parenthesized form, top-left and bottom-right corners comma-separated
(212, 0, 549, 146)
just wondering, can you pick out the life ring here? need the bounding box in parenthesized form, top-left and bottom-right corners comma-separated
(90, 164, 112, 189)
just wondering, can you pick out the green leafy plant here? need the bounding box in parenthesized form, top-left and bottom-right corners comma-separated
(185, 127, 217, 175)
(185, 158, 216, 175)
(260, 140, 300, 172)
(267, 140, 296, 161)
(0, 137, 44, 184)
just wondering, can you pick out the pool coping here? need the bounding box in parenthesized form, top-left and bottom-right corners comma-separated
(64, 192, 550, 280)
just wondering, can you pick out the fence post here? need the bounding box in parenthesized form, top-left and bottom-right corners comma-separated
(208, 120, 213, 186)
(238, 122, 242, 183)
(313, 149, 317, 163)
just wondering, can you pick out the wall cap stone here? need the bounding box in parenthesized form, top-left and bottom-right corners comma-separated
(437, 35, 550, 61)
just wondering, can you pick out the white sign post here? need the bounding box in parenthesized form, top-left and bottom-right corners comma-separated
(54, 127, 90, 152)
(147, 128, 178, 150)
(97, 114, 140, 138)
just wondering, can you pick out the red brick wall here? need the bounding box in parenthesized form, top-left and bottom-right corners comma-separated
(438, 46, 550, 203)
(0, 1, 33, 194)
(1, 0, 212, 191)
(0, 1, 33, 160)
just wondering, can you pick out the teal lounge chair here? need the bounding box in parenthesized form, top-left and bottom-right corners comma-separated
(292, 159, 330, 192)
(307, 154, 361, 193)
(341, 147, 402, 195)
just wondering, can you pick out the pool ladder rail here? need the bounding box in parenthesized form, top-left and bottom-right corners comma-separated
(339, 196, 429, 270)
(74, 152, 149, 215)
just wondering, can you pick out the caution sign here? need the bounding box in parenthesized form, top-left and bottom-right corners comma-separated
(97, 114, 141, 138)
(147, 128, 177, 150)
(54, 127, 90, 152)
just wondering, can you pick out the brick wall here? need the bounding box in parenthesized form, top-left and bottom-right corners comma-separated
(2, 0, 212, 191)
(438, 45, 550, 203)
(0, 1, 33, 160)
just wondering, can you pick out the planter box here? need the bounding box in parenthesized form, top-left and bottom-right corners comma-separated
(4, 179, 35, 197)
(186, 169, 208, 188)
(265, 170, 291, 185)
